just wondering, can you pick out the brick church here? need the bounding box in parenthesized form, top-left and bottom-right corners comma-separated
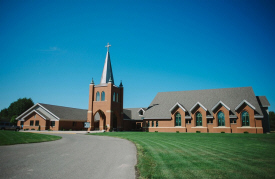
(17, 44, 270, 133)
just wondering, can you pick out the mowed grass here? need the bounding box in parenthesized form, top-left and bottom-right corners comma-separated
(92, 132, 275, 179)
(0, 131, 62, 145)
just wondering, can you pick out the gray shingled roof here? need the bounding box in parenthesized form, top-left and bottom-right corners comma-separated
(123, 108, 144, 120)
(40, 103, 87, 121)
(256, 96, 270, 107)
(144, 87, 264, 119)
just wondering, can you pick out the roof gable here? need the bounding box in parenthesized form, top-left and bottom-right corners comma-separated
(190, 102, 207, 112)
(169, 102, 186, 112)
(211, 101, 230, 111)
(235, 100, 256, 111)
(21, 109, 47, 121)
(16, 103, 59, 120)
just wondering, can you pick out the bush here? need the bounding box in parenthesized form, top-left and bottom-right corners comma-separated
(69, 129, 72, 131)
(155, 131, 158, 133)
(24, 129, 29, 131)
(196, 131, 201, 133)
(221, 131, 225, 133)
(48, 129, 52, 131)
(38, 125, 41, 131)
(31, 128, 35, 130)
(176, 131, 179, 133)
(244, 131, 249, 134)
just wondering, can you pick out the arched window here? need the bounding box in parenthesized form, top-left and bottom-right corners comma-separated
(218, 111, 225, 126)
(101, 91, 105, 101)
(116, 93, 119, 102)
(196, 112, 202, 126)
(242, 111, 250, 126)
(175, 113, 181, 126)
(113, 93, 116, 102)
(96, 92, 100, 101)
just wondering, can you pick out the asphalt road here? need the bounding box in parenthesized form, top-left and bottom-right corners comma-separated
(0, 133, 137, 179)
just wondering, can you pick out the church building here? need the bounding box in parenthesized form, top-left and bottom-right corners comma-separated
(16, 44, 271, 133)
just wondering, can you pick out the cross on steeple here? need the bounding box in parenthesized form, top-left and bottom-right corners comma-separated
(105, 43, 111, 52)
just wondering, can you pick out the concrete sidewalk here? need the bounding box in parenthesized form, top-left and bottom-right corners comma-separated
(20, 130, 104, 134)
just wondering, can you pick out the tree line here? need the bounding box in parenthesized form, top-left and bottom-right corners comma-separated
(0, 98, 34, 124)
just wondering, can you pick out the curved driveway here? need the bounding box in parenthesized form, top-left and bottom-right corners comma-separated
(0, 133, 137, 179)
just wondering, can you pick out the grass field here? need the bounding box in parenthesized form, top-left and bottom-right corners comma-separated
(0, 131, 62, 145)
(91, 132, 275, 179)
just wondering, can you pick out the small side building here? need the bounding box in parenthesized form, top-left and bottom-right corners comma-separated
(16, 103, 87, 131)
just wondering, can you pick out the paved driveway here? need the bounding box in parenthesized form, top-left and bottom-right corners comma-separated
(0, 133, 137, 179)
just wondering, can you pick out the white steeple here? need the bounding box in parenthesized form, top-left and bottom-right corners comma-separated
(100, 43, 114, 85)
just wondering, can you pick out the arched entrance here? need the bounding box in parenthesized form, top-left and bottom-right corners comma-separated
(94, 110, 106, 131)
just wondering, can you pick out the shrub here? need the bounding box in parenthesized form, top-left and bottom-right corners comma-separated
(24, 128, 29, 131)
(176, 131, 179, 133)
(31, 128, 35, 130)
(38, 125, 41, 131)
(155, 131, 158, 133)
(221, 131, 225, 133)
(63, 129, 65, 131)
(244, 131, 249, 134)
(48, 129, 52, 131)
(69, 129, 72, 131)
(196, 131, 201, 133)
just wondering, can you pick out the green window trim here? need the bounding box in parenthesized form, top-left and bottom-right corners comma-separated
(175, 113, 181, 126)
(196, 112, 202, 126)
(242, 111, 250, 126)
(218, 111, 225, 126)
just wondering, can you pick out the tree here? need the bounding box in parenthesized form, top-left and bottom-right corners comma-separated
(270, 111, 275, 131)
(10, 115, 18, 125)
(0, 108, 9, 121)
(0, 98, 34, 123)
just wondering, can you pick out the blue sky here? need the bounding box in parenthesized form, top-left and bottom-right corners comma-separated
(1, 0, 275, 112)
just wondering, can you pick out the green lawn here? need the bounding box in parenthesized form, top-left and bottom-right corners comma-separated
(0, 131, 62, 145)
(91, 132, 275, 179)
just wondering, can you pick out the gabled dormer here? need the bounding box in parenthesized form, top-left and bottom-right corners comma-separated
(138, 108, 146, 116)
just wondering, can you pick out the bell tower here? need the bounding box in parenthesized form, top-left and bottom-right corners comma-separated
(87, 43, 124, 131)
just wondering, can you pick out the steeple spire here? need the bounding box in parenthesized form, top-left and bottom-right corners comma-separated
(100, 43, 114, 85)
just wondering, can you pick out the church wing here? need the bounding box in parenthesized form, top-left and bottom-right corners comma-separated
(143, 87, 264, 119)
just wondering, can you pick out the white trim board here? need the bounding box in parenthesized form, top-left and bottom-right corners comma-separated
(211, 101, 230, 111)
(190, 102, 207, 112)
(235, 100, 256, 111)
(169, 102, 187, 112)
